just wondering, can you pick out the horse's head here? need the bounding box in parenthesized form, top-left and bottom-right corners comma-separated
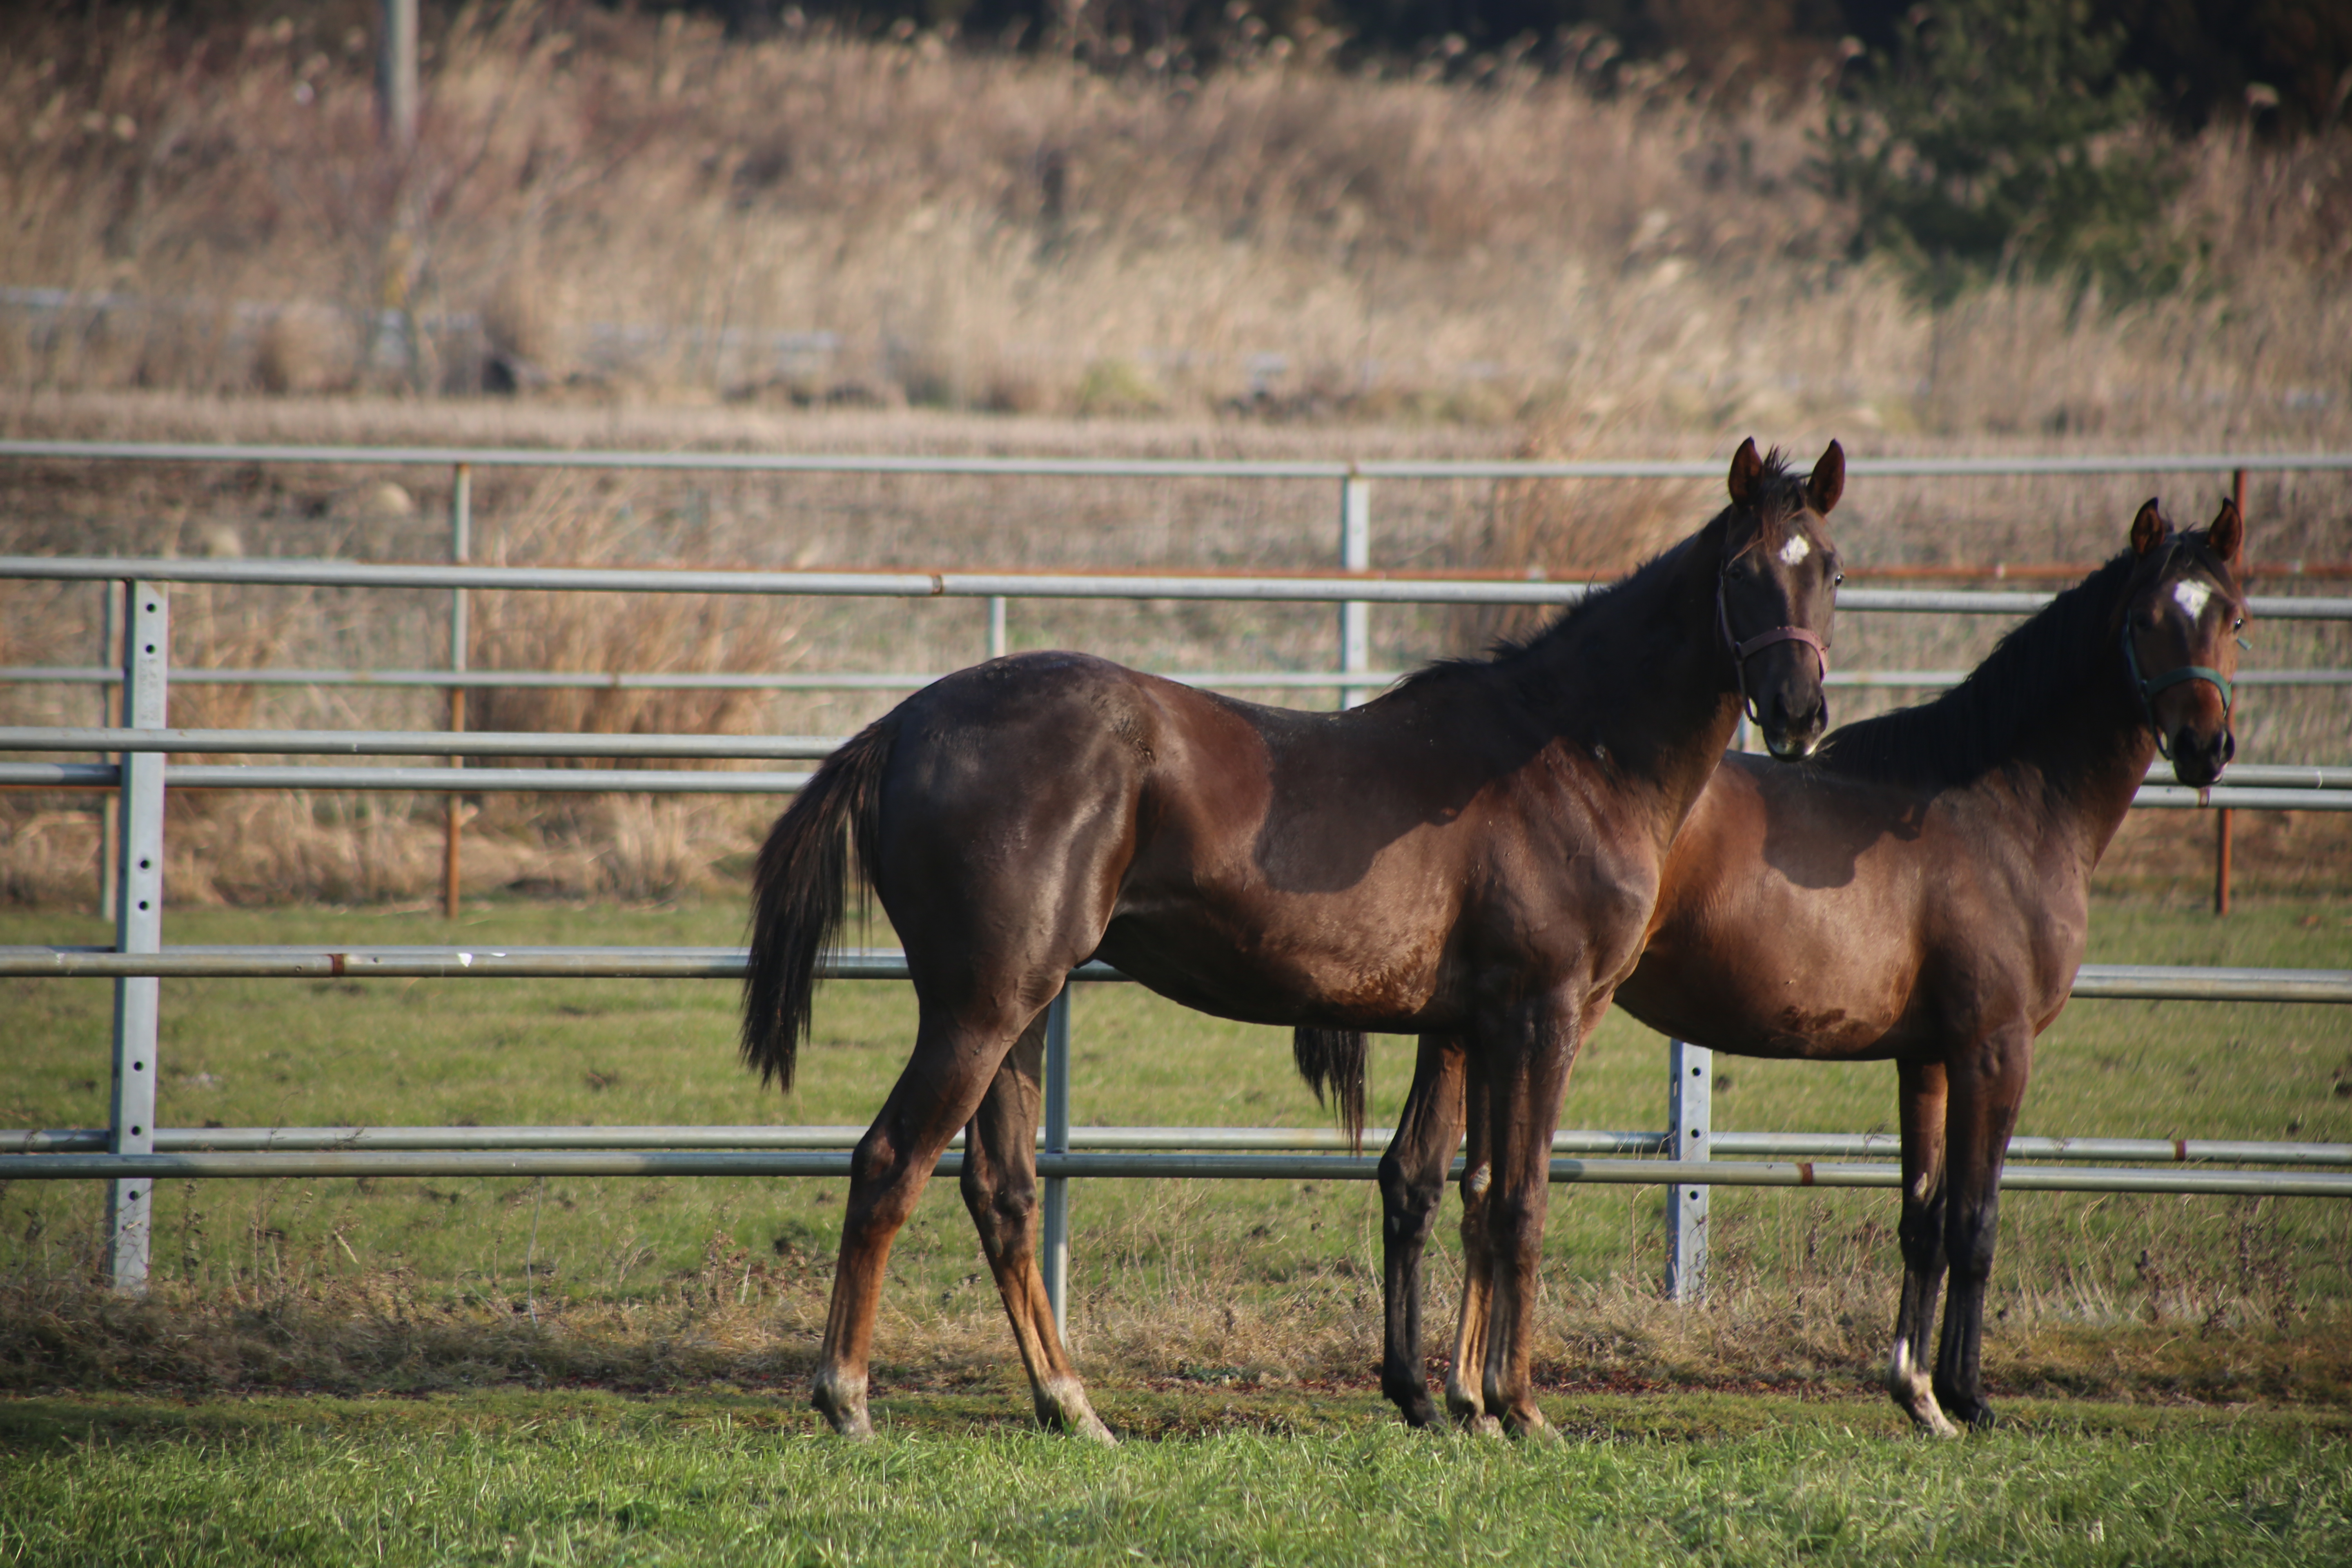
(1714, 437, 1843, 760)
(2122, 495, 2246, 788)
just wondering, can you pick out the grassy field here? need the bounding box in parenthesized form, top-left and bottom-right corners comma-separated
(2, 1389, 2349, 1566)
(3, 891, 2348, 1414)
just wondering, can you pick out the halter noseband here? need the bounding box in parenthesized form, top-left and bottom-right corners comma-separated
(2122, 616, 2234, 762)
(1716, 550, 1828, 723)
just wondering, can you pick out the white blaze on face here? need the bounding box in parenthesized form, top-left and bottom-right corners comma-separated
(1778, 533, 1811, 568)
(2174, 579, 2213, 620)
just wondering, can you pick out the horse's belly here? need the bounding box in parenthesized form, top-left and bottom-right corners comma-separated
(1092, 905, 1454, 1032)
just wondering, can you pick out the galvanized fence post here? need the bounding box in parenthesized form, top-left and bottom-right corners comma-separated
(1041, 987, 1073, 1337)
(987, 596, 1008, 661)
(97, 581, 122, 921)
(107, 580, 168, 1294)
(1665, 1038, 1711, 1304)
(1338, 473, 1371, 708)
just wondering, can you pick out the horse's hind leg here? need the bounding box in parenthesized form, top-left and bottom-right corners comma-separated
(1932, 1027, 2031, 1431)
(811, 1006, 1023, 1439)
(960, 1002, 1115, 1445)
(1888, 1060, 1959, 1437)
(1378, 1034, 1468, 1429)
(1443, 1058, 1501, 1436)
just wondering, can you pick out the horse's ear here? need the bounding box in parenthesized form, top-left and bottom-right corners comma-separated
(2130, 498, 2168, 556)
(2208, 496, 2243, 564)
(1807, 440, 1845, 515)
(1727, 438, 1763, 508)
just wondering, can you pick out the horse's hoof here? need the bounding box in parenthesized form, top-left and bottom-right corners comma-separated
(1036, 1377, 1117, 1446)
(1905, 1403, 1961, 1439)
(811, 1370, 873, 1439)
(1390, 1390, 1444, 1430)
(1504, 1412, 1561, 1444)
(1935, 1381, 1997, 1432)
(1446, 1396, 1501, 1437)
(1890, 1379, 1960, 1438)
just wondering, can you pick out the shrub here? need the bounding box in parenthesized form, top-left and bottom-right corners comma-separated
(1815, 0, 2184, 305)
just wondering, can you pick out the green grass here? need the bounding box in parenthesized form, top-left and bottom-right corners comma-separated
(3, 1391, 2350, 1567)
(2, 893, 2349, 1410)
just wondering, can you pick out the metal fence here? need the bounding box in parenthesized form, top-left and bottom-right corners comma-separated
(5, 440, 2352, 1315)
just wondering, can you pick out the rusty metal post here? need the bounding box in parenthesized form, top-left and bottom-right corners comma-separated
(2215, 809, 2234, 916)
(445, 463, 469, 920)
(2216, 466, 2247, 917)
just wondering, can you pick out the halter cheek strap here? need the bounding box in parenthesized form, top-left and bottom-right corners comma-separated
(1717, 570, 1828, 722)
(2122, 621, 2234, 761)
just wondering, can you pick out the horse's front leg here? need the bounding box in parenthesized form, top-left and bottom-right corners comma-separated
(1377, 1033, 1467, 1429)
(960, 999, 1115, 1443)
(1474, 993, 1590, 1441)
(1932, 1025, 2032, 1431)
(811, 1007, 1015, 1439)
(1888, 1059, 1959, 1437)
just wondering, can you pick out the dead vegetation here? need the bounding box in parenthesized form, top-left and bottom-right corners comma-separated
(2, 6, 2348, 441)
(4, 1196, 2344, 1410)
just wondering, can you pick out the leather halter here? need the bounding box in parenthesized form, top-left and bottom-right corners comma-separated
(1716, 544, 1828, 723)
(2122, 614, 2234, 762)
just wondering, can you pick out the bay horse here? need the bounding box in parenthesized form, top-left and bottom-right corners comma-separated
(742, 438, 1846, 1440)
(1372, 495, 2245, 1437)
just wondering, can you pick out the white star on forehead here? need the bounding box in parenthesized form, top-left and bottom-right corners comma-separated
(1778, 534, 1811, 567)
(2173, 580, 2212, 619)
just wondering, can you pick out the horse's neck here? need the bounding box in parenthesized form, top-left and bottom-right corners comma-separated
(1521, 542, 1740, 829)
(2023, 693, 2158, 864)
(1983, 625, 2158, 866)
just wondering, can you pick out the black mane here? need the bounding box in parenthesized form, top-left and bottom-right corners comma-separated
(1395, 449, 1811, 696)
(1811, 548, 2148, 788)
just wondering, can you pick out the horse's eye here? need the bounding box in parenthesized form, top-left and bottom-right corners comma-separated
(1832, 571, 1845, 588)
(1726, 564, 1747, 582)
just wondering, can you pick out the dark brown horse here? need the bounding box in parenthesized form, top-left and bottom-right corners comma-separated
(1374, 496, 2245, 1437)
(742, 439, 1846, 1440)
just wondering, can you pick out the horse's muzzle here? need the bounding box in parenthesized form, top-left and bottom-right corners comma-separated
(2168, 724, 2234, 788)
(1760, 690, 1829, 761)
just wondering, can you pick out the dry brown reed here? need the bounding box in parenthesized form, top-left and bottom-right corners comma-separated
(4, 6, 2345, 441)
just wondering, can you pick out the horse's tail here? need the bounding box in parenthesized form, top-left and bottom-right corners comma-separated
(1292, 1028, 1368, 1153)
(741, 718, 897, 1091)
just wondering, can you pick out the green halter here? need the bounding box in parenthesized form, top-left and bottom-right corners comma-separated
(2121, 618, 2233, 762)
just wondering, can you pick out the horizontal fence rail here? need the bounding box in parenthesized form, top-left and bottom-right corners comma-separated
(6, 1149, 2350, 1198)
(3, 758, 2343, 808)
(8, 665, 2352, 695)
(5, 553, 2350, 617)
(9, 437, 2352, 480)
(11, 1123, 2350, 1167)
(6, 946, 2351, 1000)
